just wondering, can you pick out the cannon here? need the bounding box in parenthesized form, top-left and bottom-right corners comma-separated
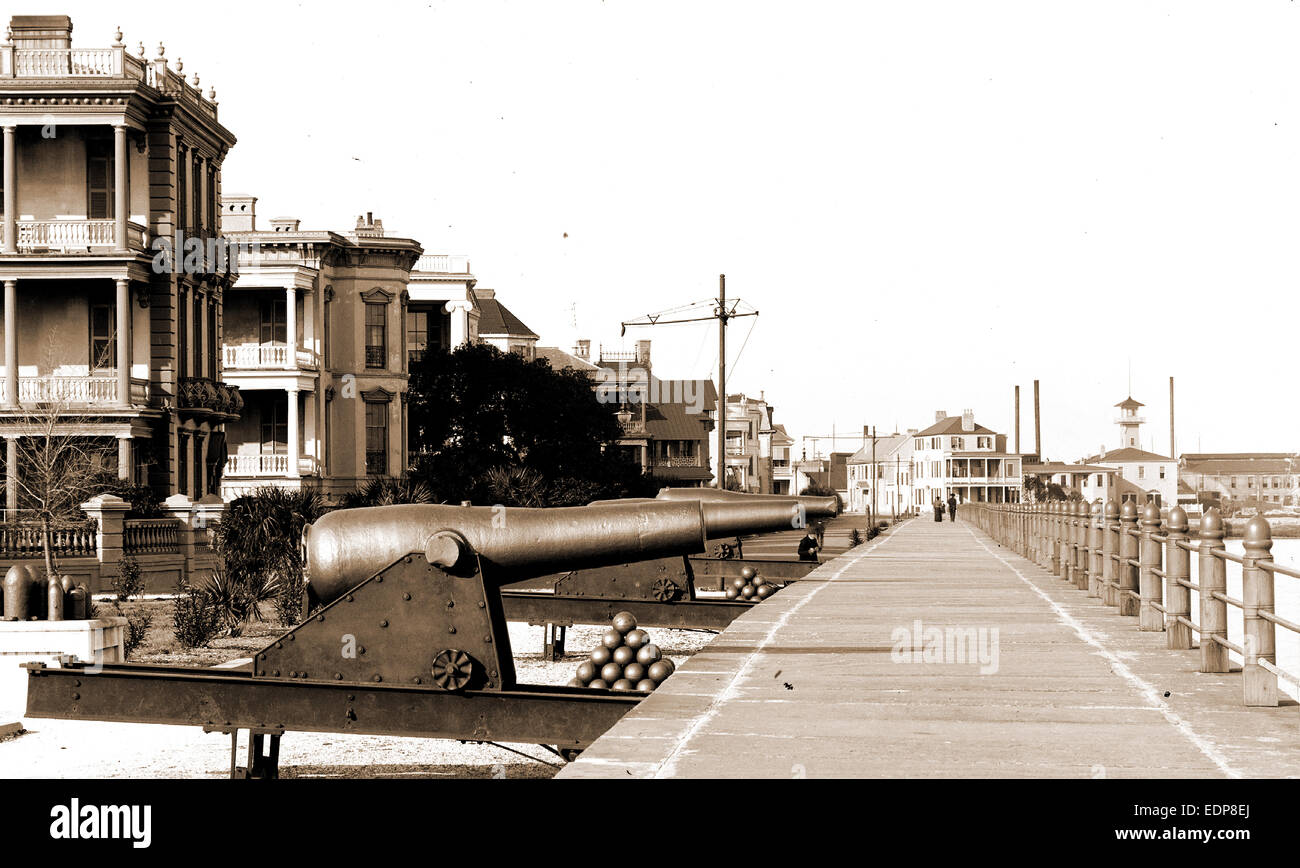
(23, 500, 737, 778)
(499, 492, 840, 656)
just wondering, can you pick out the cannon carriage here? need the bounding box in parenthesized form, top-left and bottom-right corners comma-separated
(23, 493, 835, 777)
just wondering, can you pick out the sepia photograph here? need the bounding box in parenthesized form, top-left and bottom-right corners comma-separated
(0, 0, 1292, 850)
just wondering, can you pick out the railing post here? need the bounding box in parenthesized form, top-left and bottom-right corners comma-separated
(1163, 507, 1192, 650)
(1048, 502, 1060, 575)
(1198, 508, 1229, 673)
(1100, 501, 1119, 605)
(1117, 501, 1140, 617)
(1061, 501, 1074, 583)
(1073, 500, 1088, 591)
(1138, 502, 1164, 631)
(1241, 516, 1278, 707)
(1087, 500, 1103, 598)
(80, 494, 129, 589)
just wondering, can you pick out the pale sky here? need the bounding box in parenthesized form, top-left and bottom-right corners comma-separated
(40, 0, 1300, 461)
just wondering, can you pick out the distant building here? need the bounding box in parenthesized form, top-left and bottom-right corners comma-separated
(1180, 453, 1300, 507)
(770, 423, 795, 494)
(1023, 461, 1118, 505)
(220, 209, 421, 500)
(847, 432, 914, 516)
(910, 410, 1023, 506)
(723, 393, 779, 493)
(1084, 395, 1177, 507)
(406, 254, 478, 364)
(533, 339, 716, 487)
(472, 288, 537, 360)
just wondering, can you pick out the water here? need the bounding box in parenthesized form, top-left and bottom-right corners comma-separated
(1187, 539, 1300, 700)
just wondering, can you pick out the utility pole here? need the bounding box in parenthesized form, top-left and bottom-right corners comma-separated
(717, 275, 726, 489)
(620, 274, 758, 491)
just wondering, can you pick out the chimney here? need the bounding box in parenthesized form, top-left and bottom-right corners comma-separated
(935, 410, 948, 423)
(221, 194, 257, 233)
(962, 409, 975, 432)
(907, 428, 918, 436)
(1014, 385, 1021, 453)
(475, 288, 496, 300)
(9, 15, 73, 50)
(354, 212, 385, 237)
(269, 217, 300, 232)
(574, 339, 590, 360)
(1034, 379, 1042, 456)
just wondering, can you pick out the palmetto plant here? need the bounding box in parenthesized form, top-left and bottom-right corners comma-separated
(212, 487, 326, 628)
(337, 477, 437, 509)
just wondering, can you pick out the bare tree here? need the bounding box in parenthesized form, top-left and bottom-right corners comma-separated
(7, 333, 120, 578)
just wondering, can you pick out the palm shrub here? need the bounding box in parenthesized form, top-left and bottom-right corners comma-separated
(212, 487, 326, 628)
(338, 477, 437, 509)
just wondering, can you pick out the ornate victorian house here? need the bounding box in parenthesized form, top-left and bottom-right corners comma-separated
(0, 16, 240, 508)
(219, 204, 421, 499)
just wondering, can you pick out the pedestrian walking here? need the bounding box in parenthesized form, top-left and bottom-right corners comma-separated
(933, 498, 944, 522)
(947, 494, 958, 523)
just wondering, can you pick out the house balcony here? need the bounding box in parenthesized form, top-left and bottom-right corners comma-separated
(0, 43, 220, 122)
(1, 220, 149, 256)
(0, 374, 149, 408)
(222, 344, 320, 372)
(224, 454, 319, 478)
(656, 456, 703, 468)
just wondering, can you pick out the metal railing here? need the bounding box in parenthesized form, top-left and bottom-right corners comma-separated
(966, 500, 1298, 708)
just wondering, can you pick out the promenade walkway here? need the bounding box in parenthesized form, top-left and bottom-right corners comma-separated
(558, 515, 1300, 778)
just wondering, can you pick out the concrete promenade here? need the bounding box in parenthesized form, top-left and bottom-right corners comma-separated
(558, 515, 1300, 778)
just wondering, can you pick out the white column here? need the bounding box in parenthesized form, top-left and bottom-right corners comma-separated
(285, 286, 297, 366)
(113, 125, 128, 252)
(116, 279, 130, 406)
(2, 126, 15, 254)
(3, 279, 15, 408)
(287, 387, 300, 478)
(303, 289, 315, 361)
(446, 300, 467, 348)
(303, 389, 317, 462)
(117, 437, 131, 482)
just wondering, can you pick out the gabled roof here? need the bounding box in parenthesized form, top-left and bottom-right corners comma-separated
(847, 434, 910, 463)
(1092, 447, 1171, 463)
(640, 404, 709, 441)
(770, 423, 795, 446)
(1115, 396, 1144, 409)
(915, 416, 997, 437)
(472, 289, 538, 338)
(536, 346, 599, 372)
(1025, 462, 1115, 475)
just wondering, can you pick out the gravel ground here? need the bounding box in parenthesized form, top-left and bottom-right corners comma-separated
(0, 620, 715, 779)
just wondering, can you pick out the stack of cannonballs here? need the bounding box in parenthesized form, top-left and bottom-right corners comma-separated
(724, 566, 777, 602)
(570, 611, 675, 692)
(3, 565, 90, 621)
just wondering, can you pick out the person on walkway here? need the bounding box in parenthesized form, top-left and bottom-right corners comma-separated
(933, 498, 944, 522)
(813, 519, 826, 549)
(947, 494, 958, 523)
(797, 530, 821, 562)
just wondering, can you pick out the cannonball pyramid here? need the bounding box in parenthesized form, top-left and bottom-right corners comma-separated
(724, 565, 778, 602)
(569, 611, 675, 693)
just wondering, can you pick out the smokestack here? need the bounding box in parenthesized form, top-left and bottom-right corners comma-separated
(1014, 385, 1021, 453)
(1169, 376, 1176, 460)
(1033, 380, 1041, 457)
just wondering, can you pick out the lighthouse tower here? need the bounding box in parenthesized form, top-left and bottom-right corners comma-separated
(1115, 396, 1145, 449)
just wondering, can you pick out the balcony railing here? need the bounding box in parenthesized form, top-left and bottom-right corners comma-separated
(223, 344, 319, 371)
(225, 454, 290, 477)
(1, 220, 149, 254)
(0, 375, 149, 407)
(657, 456, 702, 468)
(0, 45, 219, 121)
(414, 254, 471, 274)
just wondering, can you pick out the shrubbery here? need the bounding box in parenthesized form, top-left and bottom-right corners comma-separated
(171, 579, 223, 648)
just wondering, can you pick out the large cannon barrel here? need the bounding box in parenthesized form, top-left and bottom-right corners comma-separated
(303, 501, 709, 606)
(655, 487, 840, 518)
(589, 497, 810, 539)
